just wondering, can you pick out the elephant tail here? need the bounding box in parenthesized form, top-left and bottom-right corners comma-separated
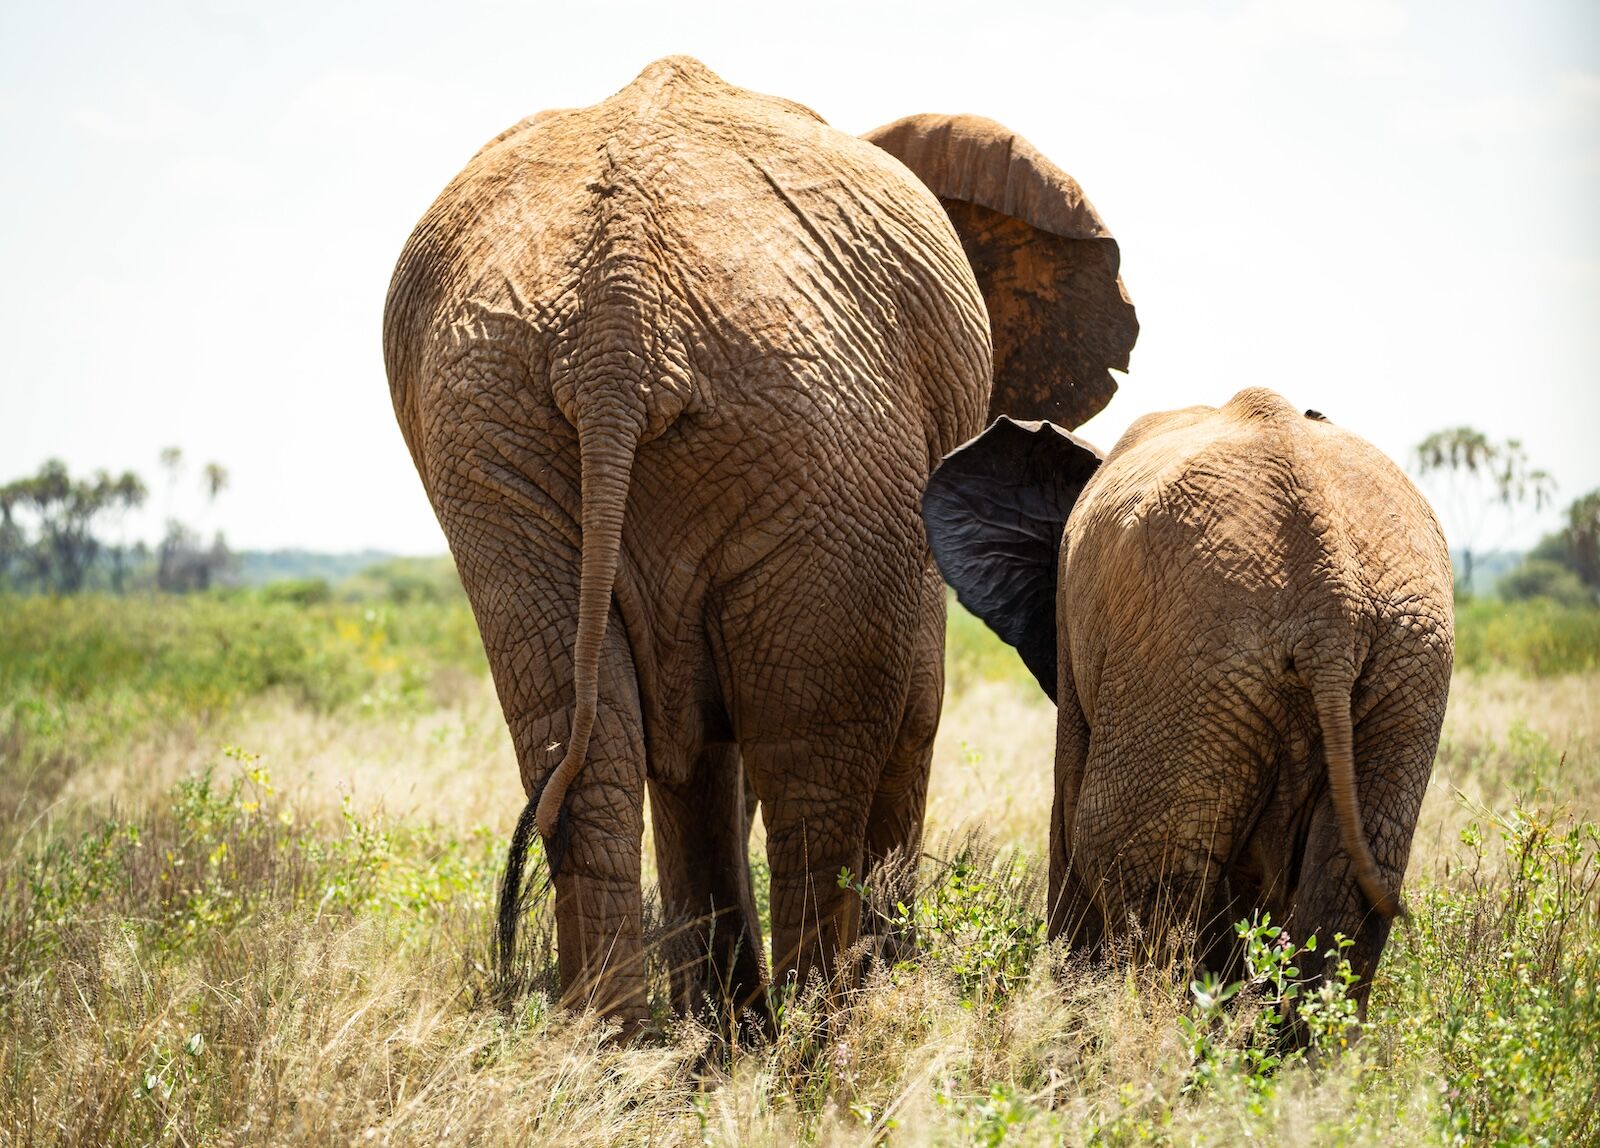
(1312, 682, 1404, 920)
(497, 796, 546, 982)
(499, 417, 637, 971)
(534, 418, 641, 847)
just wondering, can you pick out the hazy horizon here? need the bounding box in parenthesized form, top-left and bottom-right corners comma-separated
(4, 0, 1595, 555)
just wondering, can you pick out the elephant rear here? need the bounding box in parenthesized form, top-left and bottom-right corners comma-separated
(1074, 392, 1452, 1010)
(384, 54, 1146, 1028)
(382, 58, 996, 1027)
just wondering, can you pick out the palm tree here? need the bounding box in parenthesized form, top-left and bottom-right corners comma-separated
(1414, 427, 1555, 594)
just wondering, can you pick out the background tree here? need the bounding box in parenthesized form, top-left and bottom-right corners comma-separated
(159, 446, 184, 523)
(104, 471, 148, 592)
(156, 459, 232, 592)
(1413, 427, 1557, 594)
(1566, 490, 1600, 592)
(0, 461, 147, 593)
(1514, 488, 1600, 607)
(0, 485, 23, 588)
(202, 462, 229, 503)
(0, 450, 229, 596)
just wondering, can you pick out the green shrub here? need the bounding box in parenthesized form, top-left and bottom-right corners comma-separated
(257, 577, 333, 606)
(1498, 558, 1595, 609)
(846, 833, 1046, 1009)
(1375, 802, 1600, 1145)
(1455, 597, 1600, 675)
(1177, 916, 1360, 1097)
(0, 592, 488, 825)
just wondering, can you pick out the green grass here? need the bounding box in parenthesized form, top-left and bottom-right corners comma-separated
(1454, 597, 1600, 676)
(952, 593, 1600, 684)
(0, 588, 1596, 1144)
(0, 588, 478, 717)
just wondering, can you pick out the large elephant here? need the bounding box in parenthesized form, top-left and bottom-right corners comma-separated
(383, 56, 1137, 1028)
(922, 388, 1453, 1011)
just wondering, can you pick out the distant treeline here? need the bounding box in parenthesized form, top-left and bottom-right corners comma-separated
(1502, 501, 1600, 609)
(0, 454, 230, 594)
(0, 457, 462, 603)
(251, 555, 466, 606)
(232, 549, 399, 587)
(4, 451, 1594, 611)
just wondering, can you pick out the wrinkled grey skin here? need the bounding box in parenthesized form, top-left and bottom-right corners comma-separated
(383, 57, 1135, 1029)
(923, 389, 1454, 1015)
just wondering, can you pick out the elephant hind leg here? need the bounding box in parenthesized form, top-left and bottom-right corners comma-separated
(507, 691, 649, 1031)
(711, 501, 922, 998)
(1289, 678, 1441, 1018)
(748, 735, 873, 996)
(1288, 793, 1394, 1021)
(649, 743, 770, 1027)
(1091, 848, 1233, 969)
(1069, 740, 1263, 970)
(1049, 681, 1103, 951)
(1051, 687, 1234, 965)
(861, 568, 945, 962)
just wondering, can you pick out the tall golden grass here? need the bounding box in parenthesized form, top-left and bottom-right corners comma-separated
(1, 595, 1597, 1144)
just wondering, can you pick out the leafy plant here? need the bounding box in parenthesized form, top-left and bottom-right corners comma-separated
(844, 835, 1045, 1009)
(1177, 914, 1361, 1100)
(1378, 801, 1600, 1144)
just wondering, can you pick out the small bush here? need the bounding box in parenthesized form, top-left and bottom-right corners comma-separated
(1498, 558, 1595, 609)
(257, 577, 333, 606)
(1455, 597, 1600, 675)
(1376, 802, 1600, 1145)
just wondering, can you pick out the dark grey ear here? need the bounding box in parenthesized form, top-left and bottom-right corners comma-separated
(922, 417, 1102, 701)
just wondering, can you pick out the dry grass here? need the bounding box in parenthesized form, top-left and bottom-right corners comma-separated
(1409, 670, 1600, 887)
(2, 598, 1598, 1145)
(43, 662, 1594, 896)
(55, 686, 523, 834)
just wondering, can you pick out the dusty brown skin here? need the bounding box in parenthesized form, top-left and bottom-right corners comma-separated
(383, 57, 1136, 1028)
(924, 389, 1453, 1011)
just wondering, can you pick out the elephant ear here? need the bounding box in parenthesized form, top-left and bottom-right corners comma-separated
(864, 114, 1138, 428)
(922, 416, 1103, 701)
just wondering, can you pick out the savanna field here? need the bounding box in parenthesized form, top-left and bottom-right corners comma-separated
(2, 565, 1598, 1145)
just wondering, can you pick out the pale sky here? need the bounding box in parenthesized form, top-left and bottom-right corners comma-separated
(2, 0, 1595, 554)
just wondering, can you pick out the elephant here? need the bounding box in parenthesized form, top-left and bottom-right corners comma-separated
(921, 388, 1453, 1013)
(382, 56, 1137, 1029)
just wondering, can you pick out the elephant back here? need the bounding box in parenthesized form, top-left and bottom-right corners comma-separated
(385, 57, 992, 468)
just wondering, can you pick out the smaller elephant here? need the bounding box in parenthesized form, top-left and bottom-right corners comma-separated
(922, 388, 1453, 1011)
